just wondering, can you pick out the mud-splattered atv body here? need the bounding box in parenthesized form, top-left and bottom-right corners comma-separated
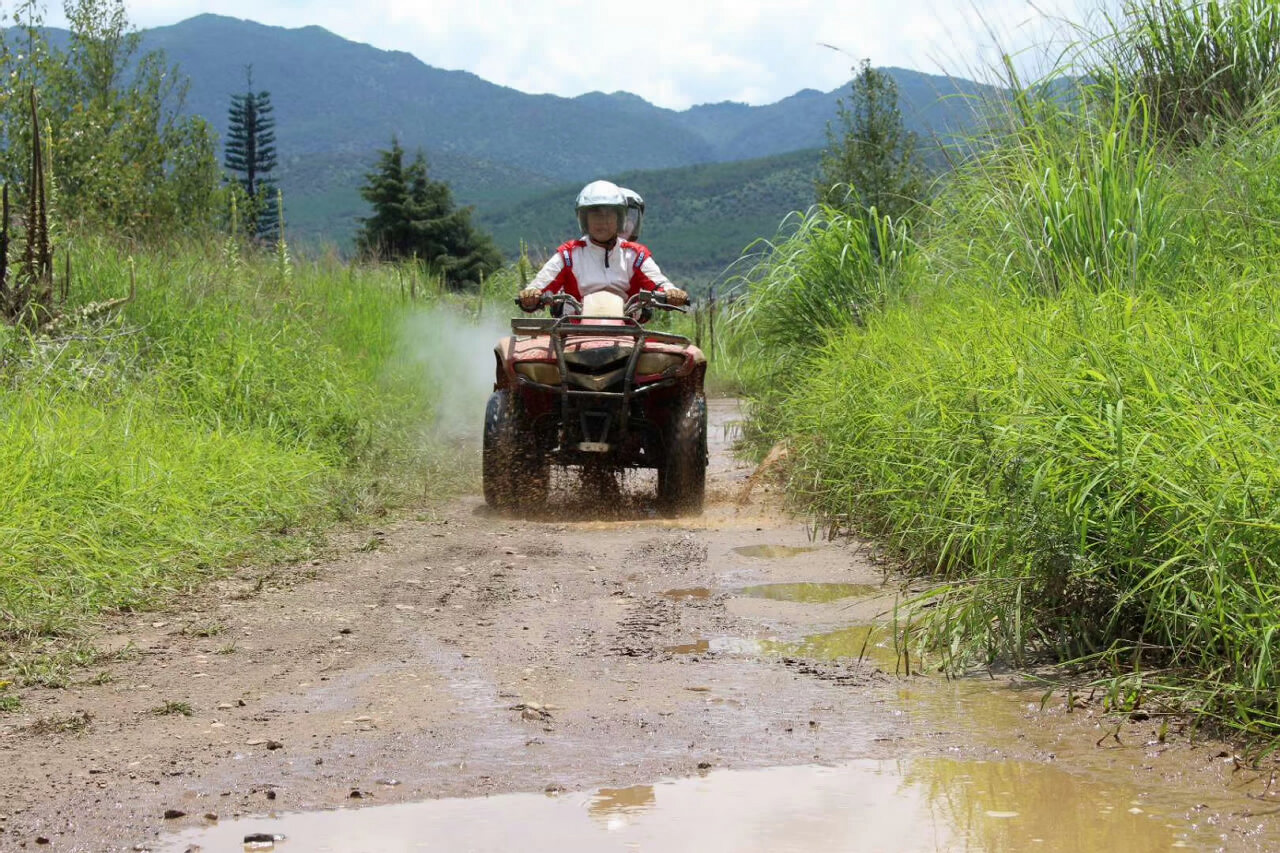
(484, 291, 707, 516)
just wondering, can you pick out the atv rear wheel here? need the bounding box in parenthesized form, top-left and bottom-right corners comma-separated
(483, 390, 549, 513)
(656, 393, 707, 517)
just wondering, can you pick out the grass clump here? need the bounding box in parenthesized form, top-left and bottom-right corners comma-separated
(728, 0, 1280, 736)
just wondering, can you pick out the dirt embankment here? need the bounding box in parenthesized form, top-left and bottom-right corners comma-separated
(1, 399, 1277, 852)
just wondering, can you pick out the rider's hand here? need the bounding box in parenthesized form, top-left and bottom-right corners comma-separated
(665, 287, 688, 307)
(519, 286, 543, 312)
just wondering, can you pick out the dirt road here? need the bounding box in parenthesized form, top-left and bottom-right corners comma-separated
(2, 399, 1277, 851)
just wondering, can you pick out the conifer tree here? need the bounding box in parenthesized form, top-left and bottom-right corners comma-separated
(358, 137, 502, 289)
(817, 60, 924, 227)
(224, 69, 278, 239)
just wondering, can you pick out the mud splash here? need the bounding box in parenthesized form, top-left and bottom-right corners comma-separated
(162, 757, 1216, 852)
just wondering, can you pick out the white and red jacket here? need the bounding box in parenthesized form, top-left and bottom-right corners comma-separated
(527, 236, 675, 302)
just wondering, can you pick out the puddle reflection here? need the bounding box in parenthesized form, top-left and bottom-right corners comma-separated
(736, 582, 878, 603)
(665, 637, 765, 656)
(769, 624, 922, 673)
(162, 758, 1216, 852)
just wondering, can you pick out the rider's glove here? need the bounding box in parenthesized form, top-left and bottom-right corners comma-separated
(518, 286, 543, 312)
(665, 287, 688, 307)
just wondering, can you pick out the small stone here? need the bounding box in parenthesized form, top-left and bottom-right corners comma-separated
(376, 778, 401, 787)
(697, 761, 712, 770)
(203, 813, 218, 821)
(35, 838, 51, 846)
(266, 790, 277, 800)
(216, 703, 233, 711)
(265, 740, 284, 751)
(349, 789, 364, 799)
(163, 808, 186, 819)
(245, 738, 266, 746)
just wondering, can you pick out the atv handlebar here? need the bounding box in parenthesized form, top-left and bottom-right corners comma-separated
(513, 290, 686, 317)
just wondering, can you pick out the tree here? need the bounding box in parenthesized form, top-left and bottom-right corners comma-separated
(0, 0, 218, 236)
(224, 69, 279, 240)
(816, 60, 925, 229)
(358, 138, 502, 289)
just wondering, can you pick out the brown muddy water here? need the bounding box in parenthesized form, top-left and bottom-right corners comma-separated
(164, 756, 1215, 851)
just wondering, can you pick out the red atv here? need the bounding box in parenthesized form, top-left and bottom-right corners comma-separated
(484, 290, 707, 516)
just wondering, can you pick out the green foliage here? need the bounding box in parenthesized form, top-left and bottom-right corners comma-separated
(1093, 0, 1280, 146)
(817, 59, 926, 229)
(0, 0, 218, 237)
(950, 79, 1184, 296)
(358, 137, 502, 289)
(224, 73, 279, 240)
(730, 204, 912, 374)
(727, 1, 1280, 732)
(0, 237, 500, 642)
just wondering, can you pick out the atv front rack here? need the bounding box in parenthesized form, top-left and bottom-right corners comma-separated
(510, 315, 692, 446)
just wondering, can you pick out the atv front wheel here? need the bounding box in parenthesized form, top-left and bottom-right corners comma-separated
(657, 393, 707, 516)
(483, 390, 549, 513)
(482, 391, 517, 509)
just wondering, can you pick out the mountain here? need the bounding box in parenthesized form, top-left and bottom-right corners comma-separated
(14, 15, 998, 276)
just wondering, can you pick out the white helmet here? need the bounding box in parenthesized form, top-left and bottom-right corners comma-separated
(575, 179, 627, 235)
(619, 187, 645, 240)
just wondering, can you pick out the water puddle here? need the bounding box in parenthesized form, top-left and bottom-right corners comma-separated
(664, 637, 765, 656)
(660, 587, 713, 600)
(735, 582, 879, 603)
(769, 624, 921, 672)
(161, 757, 1216, 851)
(733, 544, 818, 559)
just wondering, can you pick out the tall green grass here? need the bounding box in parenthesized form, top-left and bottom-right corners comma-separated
(728, 1, 1280, 734)
(1, 237, 511, 644)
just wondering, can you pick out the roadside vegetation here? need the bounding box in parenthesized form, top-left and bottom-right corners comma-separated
(728, 0, 1280, 740)
(0, 1, 519, 708)
(1, 239, 514, 643)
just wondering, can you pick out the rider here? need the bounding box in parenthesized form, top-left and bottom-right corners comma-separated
(619, 186, 644, 241)
(519, 180, 687, 315)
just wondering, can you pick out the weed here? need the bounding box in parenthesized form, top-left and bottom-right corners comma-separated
(182, 621, 224, 638)
(26, 710, 92, 735)
(150, 701, 193, 717)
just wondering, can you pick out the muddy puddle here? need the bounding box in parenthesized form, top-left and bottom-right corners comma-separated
(162, 756, 1222, 851)
(733, 544, 818, 559)
(772, 623, 922, 672)
(735, 582, 880, 603)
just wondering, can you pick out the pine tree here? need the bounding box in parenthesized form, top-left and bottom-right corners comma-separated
(358, 137, 502, 289)
(224, 70, 278, 240)
(817, 60, 924, 227)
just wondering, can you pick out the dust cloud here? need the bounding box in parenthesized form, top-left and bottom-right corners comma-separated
(399, 305, 512, 442)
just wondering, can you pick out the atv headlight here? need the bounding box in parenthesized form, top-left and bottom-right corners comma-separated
(635, 353, 684, 375)
(514, 362, 561, 385)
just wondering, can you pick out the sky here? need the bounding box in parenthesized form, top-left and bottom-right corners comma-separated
(47, 0, 1113, 111)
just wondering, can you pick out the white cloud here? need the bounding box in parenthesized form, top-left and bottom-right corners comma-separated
(66, 0, 1108, 109)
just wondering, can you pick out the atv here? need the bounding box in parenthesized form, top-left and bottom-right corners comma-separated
(483, 290, 707, 516)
